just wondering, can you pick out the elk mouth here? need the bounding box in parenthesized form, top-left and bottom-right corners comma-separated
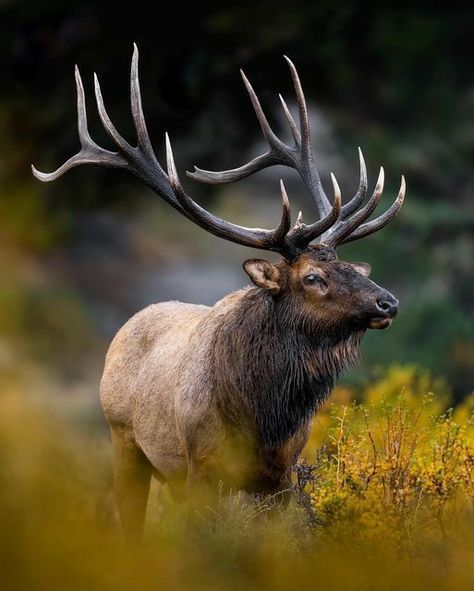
(368, 317, 393, 330)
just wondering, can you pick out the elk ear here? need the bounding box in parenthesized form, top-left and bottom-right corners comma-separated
(351, 262, 371, 277)
(243, 259, 281, 294)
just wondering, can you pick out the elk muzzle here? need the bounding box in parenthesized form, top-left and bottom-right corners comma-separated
(368, 291, 399, 329)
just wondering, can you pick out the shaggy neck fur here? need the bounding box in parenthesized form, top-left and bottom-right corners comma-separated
(211, 288, 364, 449)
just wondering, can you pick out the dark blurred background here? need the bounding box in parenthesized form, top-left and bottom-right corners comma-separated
(0, 1, 472, 419)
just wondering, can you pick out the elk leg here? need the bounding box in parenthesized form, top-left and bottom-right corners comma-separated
(186, 459, 218, 509)
(111, 426, 152, 542)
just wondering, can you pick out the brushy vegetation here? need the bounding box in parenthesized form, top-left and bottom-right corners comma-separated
(1, 365, 474, 590)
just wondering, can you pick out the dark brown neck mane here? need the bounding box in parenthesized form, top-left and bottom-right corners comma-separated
(211, 288, 364, 448)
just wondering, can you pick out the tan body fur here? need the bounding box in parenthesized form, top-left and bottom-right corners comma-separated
(101, 290, 311, 536)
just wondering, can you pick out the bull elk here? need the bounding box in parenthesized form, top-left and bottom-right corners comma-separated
(32, 45, 405, 539)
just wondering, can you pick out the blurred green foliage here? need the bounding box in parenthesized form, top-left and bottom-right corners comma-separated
(3, 2, 473, 210)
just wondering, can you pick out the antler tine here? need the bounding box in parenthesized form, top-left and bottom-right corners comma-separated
(239, 70, 285, 150)
(276, 180, 292, 243)
(283, 54, 334, 218)
(187, 69, 293, 185)
(74, 65, 91, 143)
(340, 147, 368, 219)
(341, 176, 406, 244)
(325, 167, 385, 247)
(289, 173, 342, 246)
(166, 134, 292, 252)
(165, 133, 179, 186)
(283, 56, 310, 153)
(187, 154, 277, 185)
(93, 73, 131, 153)
(32, 66, 127, 182)
(130, 43, 155, 157)
(279, 94, 300, 146)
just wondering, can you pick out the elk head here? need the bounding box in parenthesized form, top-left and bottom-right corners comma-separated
(32, 46, 405, 335)
(244, 246, 398, 337)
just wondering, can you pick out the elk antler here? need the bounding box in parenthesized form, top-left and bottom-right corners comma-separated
(32, 45, 344, 259)
(188, 57, 405, 247)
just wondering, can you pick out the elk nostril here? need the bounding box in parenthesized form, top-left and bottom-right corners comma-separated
(376, 298, 392, 313)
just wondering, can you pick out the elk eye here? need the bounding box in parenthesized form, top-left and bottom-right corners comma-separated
(304, 274, 327, 287)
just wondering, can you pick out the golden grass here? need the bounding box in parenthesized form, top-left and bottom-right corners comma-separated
(1, 365, 474, 590)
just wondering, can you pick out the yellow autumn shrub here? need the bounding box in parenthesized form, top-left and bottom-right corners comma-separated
(304, 366, 474, 558)
(1, 364, 474, 590)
